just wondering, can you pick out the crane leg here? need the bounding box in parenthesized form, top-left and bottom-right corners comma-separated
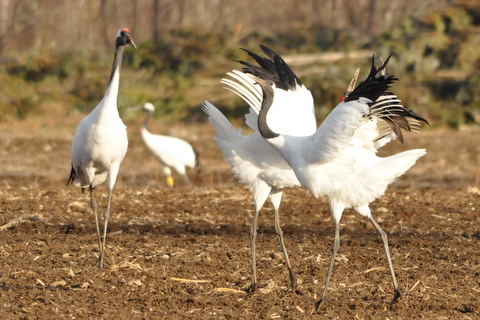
(90, 185, 104, 268)
(163, 166, 174, 187)
(165, 175, 174, 187)
(270, 190, 296, 291)
(98, 189, 112, 269)
(249, 184, 272, 292)
(249, 207, 260, 292)
(368, 215, 401, 305)
(183, 174, 192, 189)
(316, 220, 340, 310)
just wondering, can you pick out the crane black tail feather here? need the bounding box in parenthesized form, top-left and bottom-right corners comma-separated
(66, 165, 76, 186)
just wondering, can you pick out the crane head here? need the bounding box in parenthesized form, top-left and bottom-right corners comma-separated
(142, 102, 155, 113)
(116, 28, 137, 49)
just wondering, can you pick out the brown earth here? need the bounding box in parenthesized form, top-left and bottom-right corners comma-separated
(0, 116, 479, 319)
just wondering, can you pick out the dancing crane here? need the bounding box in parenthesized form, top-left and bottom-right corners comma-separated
(140, 102, 197, 188)
(203, 100, 300, 291)
(234, 45, 428, 309)
(202, 66, 359, 291)
(67, 28, 136, 268)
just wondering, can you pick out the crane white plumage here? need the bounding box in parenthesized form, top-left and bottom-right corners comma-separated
(140, 102, 197, 187)
(234, 45, 428, 309)
(202, 49, 326, 291)
(67, 28, 136, 268)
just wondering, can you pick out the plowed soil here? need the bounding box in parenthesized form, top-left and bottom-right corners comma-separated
(0, 116, 479, 319)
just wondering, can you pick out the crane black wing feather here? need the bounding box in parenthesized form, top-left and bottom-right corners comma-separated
(345, 54, 429, 143)
(235, 45, 302, 91)
(344, 54, 397, 104)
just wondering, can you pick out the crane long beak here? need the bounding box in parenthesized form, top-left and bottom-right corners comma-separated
(347, 68, 360, 92)
(125, 106, 142, 113)
(128, 37, 137, 50)
(339, 68, 360, 102)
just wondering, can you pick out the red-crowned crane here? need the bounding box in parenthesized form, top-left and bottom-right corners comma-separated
(140, 102, 197, 188)
(67, 28, 136, 268)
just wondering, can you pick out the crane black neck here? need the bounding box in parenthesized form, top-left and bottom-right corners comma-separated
(257, 80, 280, 139)
(108, 44, 125, 83)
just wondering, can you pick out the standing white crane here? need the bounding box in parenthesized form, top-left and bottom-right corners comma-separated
(203, 57, 358, 292)
(67, 28, 136, 268)
(140, 102, 197, 188)
(203, 100, 298, 292)
(233, 45, 428, 309)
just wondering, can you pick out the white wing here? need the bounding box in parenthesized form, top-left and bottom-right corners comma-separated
(222, 69, 317, 137)
(221, 71, 262, 131)
(202, 101, 300, 189)
(307, 97, 371, 165)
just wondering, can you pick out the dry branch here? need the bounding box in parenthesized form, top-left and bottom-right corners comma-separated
(170, 277, 210, 283)
(0, 214, 46, 231)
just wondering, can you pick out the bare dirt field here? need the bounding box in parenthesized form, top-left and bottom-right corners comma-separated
(0, 115, 479, 319)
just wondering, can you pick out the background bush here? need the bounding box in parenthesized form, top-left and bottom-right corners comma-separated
(0, 0, 479, 127)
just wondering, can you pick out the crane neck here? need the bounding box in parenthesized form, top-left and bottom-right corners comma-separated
(143, 110, 153, 132)
(109, 44, 125, 84)
(94, 44, 125, 118)
(257, 80, 280, 139)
